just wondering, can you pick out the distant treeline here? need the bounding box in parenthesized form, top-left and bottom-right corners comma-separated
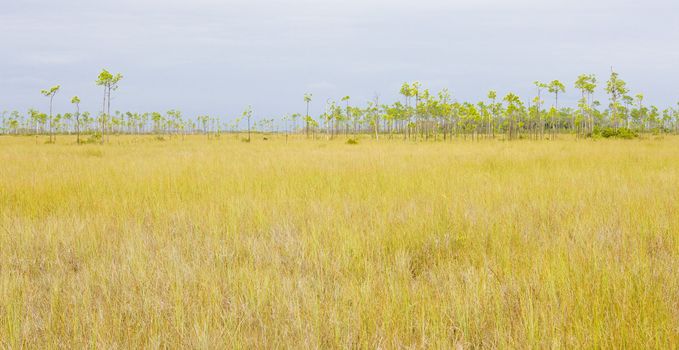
(2, 69, 678, 142)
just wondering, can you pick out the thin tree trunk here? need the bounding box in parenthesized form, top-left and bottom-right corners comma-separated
(107, 86, 111, 143)
(101, 87, 106, 144)
(49, 95, 54, 143)
(76, 105, 80, 144)
(305, 102, 310, 138)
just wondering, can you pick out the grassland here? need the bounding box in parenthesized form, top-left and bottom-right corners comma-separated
(1, 135, 678, 348)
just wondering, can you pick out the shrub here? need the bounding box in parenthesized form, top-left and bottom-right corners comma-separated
(85, 133, 103, 144)
(592, 127, 638, 139)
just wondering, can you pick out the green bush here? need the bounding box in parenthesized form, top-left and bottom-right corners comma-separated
(593, 127, 638, 139)
(85, 133, 103, 144)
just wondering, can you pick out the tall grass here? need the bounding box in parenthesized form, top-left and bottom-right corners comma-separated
(1, 135, 678, 348)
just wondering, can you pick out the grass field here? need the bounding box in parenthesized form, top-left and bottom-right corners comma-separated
(1, 135, 678, 348)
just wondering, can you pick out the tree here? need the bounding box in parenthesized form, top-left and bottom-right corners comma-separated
(40, 85, 60, 143)
(151, 112, 163, 135)
(80, 111, 92, 134)
(410, 82, 421, 139)
(548, 80, 566, 109)
(341, 96, 351, 137)
(198, 115, 210, 138)
(291, 113, 300, 135)
(28, 109, 47, 143)
(487, 90, 498, 139)
(166, 109, 183, 138)
(574, 74, 597, 136)
(366, 98, 380, 141)
(95, 69, 123, 143)
(622, 94, 634, 128)
(547, 80, 565, 138)
(648, 105, 659, 132)
(0, 111, 7, 135)
(304, 93, 312, 138)
(71, 96, 81, 144)
(5, 111, 21, 135)
(53, 113, 64, 136)
(243, 106, 253, 142)
(400, 83, 413, 139)
(282, 114, 290, 142)
(503, 93, 524, 140)
(533, 82, 547, 139)
(605, 69, 628, 130)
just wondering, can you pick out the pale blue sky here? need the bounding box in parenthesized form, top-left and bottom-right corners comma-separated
(1, 0, 677, 120)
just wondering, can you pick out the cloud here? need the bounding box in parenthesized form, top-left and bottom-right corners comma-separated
(0, 0, 677, 118)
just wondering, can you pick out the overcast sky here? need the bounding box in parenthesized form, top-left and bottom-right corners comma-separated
(1, 0, 677, 120)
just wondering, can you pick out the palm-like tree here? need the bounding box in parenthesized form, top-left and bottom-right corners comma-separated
(547, 80, 565, 138)
(40, 85, 60, 143)
(71, 96, 81, 143)
(574, 74, 597, 135)
(95, 69, 123, 143)
(243, 106, 253, 142)
(304, 93, 312, 138)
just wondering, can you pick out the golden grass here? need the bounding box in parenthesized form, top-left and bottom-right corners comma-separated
(1, 135, 678, 348)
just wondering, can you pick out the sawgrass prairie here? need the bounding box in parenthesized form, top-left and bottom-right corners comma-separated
(1, 135, 678, 348)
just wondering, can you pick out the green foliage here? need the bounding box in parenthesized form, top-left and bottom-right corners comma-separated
(487, 90, 497, 101)
(606, 71, 628, 99)
(593, 126, 638, 139)
(346, 138, 359, 144)
(96, 69, 123, 88)
(4, 71, 679, 141)
(575, 74, 597, 94)
(547, 80, 566, 95)
(41, 85, 61, 97)
(85, 133, 103, 144)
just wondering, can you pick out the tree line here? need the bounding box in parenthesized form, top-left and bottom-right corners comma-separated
(1, 69, 678, 143)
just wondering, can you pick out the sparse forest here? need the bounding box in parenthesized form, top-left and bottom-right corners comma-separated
(2, 69, 678, 142)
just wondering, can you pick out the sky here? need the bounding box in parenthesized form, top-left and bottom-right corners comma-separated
(1, 0, 678, 121)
